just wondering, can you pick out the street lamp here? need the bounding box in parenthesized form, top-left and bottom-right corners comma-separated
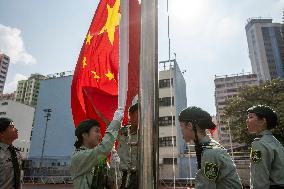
(40, 108, 52, 176)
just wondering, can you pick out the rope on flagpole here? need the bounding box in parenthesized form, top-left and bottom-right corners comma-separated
(167, 0, 176, 188)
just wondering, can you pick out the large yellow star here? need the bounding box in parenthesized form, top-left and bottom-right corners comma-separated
(105, 69, 114, 80)
(91, 71, 100, 79)
(82, 57, 87, 68)
(85, 32, 93, 45)
(99, 0, 120, 45)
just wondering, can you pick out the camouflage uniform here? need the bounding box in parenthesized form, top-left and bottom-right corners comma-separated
(117, 127, 138, 189)
(70, 120, 120, 189)
(0, 142, 22, 189)
(195, 136, 242, 189)
(250, 130, 284, 189)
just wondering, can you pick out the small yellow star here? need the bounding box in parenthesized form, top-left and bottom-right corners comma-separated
(105, 69, 114, 80)
(91, 71, 100, 79)
(82, 57, 87, 68)
(99, 0, 120, 45)
(85, 32, 93, 45)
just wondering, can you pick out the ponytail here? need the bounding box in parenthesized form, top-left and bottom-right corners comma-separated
(74, 136, 83, 149)
(193, 124, 202, 169)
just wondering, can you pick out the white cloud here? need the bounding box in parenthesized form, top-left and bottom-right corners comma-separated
(0, 24, 36, 65)
(3, 74, 28, 93)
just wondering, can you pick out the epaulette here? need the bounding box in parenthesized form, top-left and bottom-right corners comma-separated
(253, 137, 260, 141)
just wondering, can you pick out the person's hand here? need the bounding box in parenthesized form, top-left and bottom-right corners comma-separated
(113, 107, 125, 121)
(110, 148, 120, 168)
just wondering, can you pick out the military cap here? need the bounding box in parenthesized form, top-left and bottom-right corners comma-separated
(247, 105, 278, 129)
(0, 117, 13, 132)
(179, 106, 216, 129)
(75, 119, 100, 137)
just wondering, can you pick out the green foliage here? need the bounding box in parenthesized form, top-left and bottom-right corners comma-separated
(223, 78, 284, 145)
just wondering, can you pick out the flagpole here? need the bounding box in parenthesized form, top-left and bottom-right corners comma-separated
(118, 0, 129, 108)
(138, 0, 159, 188)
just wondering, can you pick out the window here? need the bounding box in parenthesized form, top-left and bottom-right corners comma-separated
(0, 112, 6, 115)
(159, 97, 174, 106)
(159, 116, 175, 126)
(159, 136, 176, 147)
(159, 78, 173, 88)
(163, 158, 177, 165)
(1, 102, 8, 105)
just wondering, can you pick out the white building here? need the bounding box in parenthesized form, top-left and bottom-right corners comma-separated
(245, 18, 284, 81)
(0, 100, 35, 158)
(0, 54, 10, 94)
(158, 60, 190, 179)
(214, 73, 259, 150)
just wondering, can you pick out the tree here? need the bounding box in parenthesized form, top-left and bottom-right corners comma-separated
(223, 78, 284, 146)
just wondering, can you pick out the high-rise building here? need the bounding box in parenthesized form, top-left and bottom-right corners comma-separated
(15, 74, 46, 106)
(245, 18, 284, 81)
(214, 73, 259, 150)
(158, 60, 190, 179)
(0, 54, 10, 94)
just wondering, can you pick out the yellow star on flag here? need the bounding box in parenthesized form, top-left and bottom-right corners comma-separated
(91, 71, 100, 79)
(85, 32, 93, 45)
(105, 69, 114, 80)
(99, 0, 120, 45)
(82, 57, 87, 68)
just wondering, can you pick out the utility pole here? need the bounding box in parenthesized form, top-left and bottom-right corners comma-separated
(40, 108, 52, 175)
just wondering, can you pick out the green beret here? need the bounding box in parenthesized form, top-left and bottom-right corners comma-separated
(178, 106, 216, 129)
(247, 105, 278, 129)
(75, 119, 100, 137)
(0, 117, 13, 132)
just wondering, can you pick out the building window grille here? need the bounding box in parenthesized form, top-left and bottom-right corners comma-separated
(159, 97, 174, 106)
(163, 158, 177, 165)
(159, 78, 173, 88)
(159, 136, 176, 147)
(159, 116, 175, 126)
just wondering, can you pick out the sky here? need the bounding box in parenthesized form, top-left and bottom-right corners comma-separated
(0, 0, 283, 115)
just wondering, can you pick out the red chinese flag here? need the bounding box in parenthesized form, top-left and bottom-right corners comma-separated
(122, 0, 140, 125)
(71, 0, 141, 136)
(71, 0, 120, 135)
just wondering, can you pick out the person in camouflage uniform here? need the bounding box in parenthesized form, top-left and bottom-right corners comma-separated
(70, 107, 124, 189)
(117, 97, 139, 189)
(246, 105, 284, 189)
(179, 106, 242, 189)
(0, 118, 21, 189)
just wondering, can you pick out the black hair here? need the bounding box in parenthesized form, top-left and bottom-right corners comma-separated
(129, 103, 138, 114)
(179, 106, 216, 130)
(0, 117, 13, 133)
(74, 119, 100, 149)
(247, 105, 278, 130)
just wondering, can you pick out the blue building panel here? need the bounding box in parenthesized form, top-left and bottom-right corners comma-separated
(29, 76, 75, 161)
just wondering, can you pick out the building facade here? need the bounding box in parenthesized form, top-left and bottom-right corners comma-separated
(158, 60, 192, 179)
(0, 92, 15, 101)
(246, 18, 284, 81)
(0, 100, 35, 158)
(15, 74, 46, 107)
(214, 73, 259, 150)
(0, 54, 10, 94)
(28, 74, 75, 170)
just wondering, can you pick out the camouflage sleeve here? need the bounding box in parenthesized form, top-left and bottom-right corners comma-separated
(117, 133, 129, 170)
(71, 120, 121, 178)
(250, 140, 272, 189)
